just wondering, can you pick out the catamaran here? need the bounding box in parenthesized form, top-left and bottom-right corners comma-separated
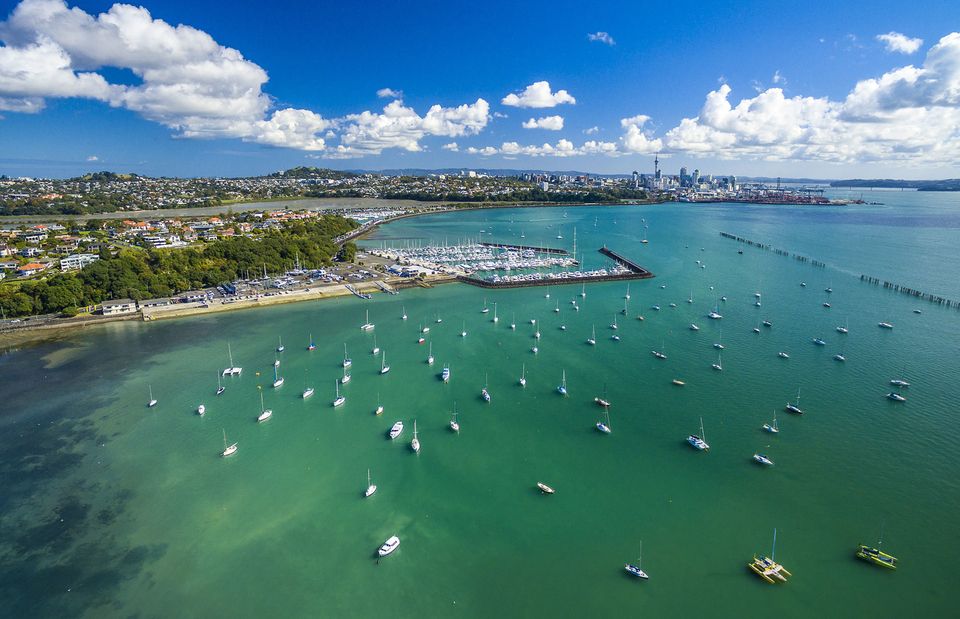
(441, 364, 451, 383)
(785, 388, 803, 415)
(763, 410, 779, 434)
(519, 364, 526, 387)
(147, 386, 157, 408)
(360, 310, 375, 331)
(221, 429, 238, 457)
(389, 420, 404, 439)
(749, 529, 792, 583)
(624, 541, 649, 579)
(342, 344, 352, 368)
(687, 417, 709, 450)
(379, 350, 390, 375)
(223, 343, 242, 375)
(332, 380, 345, 407)
(216, 372, 225, 395)
(411, 420, 421, 453)
(276, 336, 284, 353)
(257, 389, 272, 423)
(557, 370, 568, 396)
(587, 325, 596, 346)
(364, 469, 377, 498)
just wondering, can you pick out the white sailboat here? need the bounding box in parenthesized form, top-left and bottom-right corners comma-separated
(610, 315, 618, 330)
(223, 343, 242, 375)
(519, 364, 526, 387)
(587, 325, 596, 346)
(360, 309, 375, 331)
(216, 372, 225, 395)
(427, 342, 435, 365)
(836, 318, 849, 334)
(624, 284, 631, 300)
(596, 407, 612, 434)
(762, 410, 779, 434)
(380, 350, 390, 374)
(713, 329, 724, 349)
(450, 406, 460, 433)
(371, 335, 380, 355)
(785, 387, 802, 415)
(492, 302, 499, 323)
(221, 429, 237, 457)
(554, 300, 560, 313)
(481, 373, 491, 402)
(257, 389, 272, 422)
(364, 469, 377, 497)
(687, 417, 709, 450)
(197, 404, 205, 416)
(375, 392, 384, 415)
(272, 364, 284, 388)
(580, 283, 586, 298)
(511, 313, 516, 330)
(460, 321, 467, 337)
(481, 298, 490, 314)
(302, 370, 315, 399)
(712, 351, 723, 371)
(624, 541, 649, 579)
(307, 333, 316, 351)
(557, 370, 568, 396)
(342, 343, 352, 368)
(652, 340, 666, 359)
(332, 380, 345, 407)
(402, 306, 408, 321)
(147, 385, 157, 408)
(411, 420, 420, 453)
(276, 336, 284, 353)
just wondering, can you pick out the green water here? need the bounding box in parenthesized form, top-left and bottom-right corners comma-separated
(3, 192, 959, 617)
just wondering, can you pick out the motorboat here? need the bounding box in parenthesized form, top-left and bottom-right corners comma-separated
(389, 421, 404, 439)
(537, 482, 555, 494)
(778, 352, 789, 359)
(197, 404, 205, 416)
(378, 536, 400, 557)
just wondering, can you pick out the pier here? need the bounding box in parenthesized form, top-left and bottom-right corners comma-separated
(859, 275, 960, 310)
(344, 284, 372, 299)
(459, 246, 653, 289)
(720, 232, 827, 268)
(375, 281, 399, 295)
(478, 242, 568, 255)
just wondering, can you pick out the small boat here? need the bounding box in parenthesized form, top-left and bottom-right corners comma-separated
(441, 365, 451, 383)
(557, 370, 567, 396)
(450, 406, 460, 433)
(580, 283, 586, 298)
(340, 365, 351, 385)
(511, 313, 516, 330)
(762, 320, 772, 327)
(332, 381, 345, 407)
(532, 346, 539, 354)
(421, 325, 430, 334)
(687, 417, 709, 451)
(913, 309, 922, 314)
(436, 312, 443, 324)
(411, 419, 420, 453)
(763, 410, 779, 434)
(276, 336, 284, 353)
(857, 527, 898, 570)
(375, 393, 384, 416)
(537, 482, 555, 494)
(586, 325, 596, 346)
(652, 349, 666, 360)
(624, 543, 650, 580)
(221, 429, 238, 457)
(825, 286, 833, 293)
(707, 311, 722, 320)
(622, 300, 629, 315)
(147, 386, 157, 408)
(753, 323, 761, 334)
(560, 325, 567, 331)
(669, 302, 677, 308)
(836, 319, 849, 334)
(481, 298, 490, 314)
(596, 408, 612, 434)
(427, 342, 434, 366)
(887, 391, 906, 402)
(672, 379, 685, 386)
(778, 352, 789, 359)
(834, 353, 846, 362)
(216, 373, 225, 395)
(812, 337, 826, 346)
(753, 453, 774, 466)
(712, 352, 723, 371)
(342, 343, 352, 368)
(302, 386, 315, 399)
(273, 357, 280, 368)
(624, 284, 631, 300)
(481, 373, 491, 402)
(402, 306, 407, 321)
(519, 364, 526, 387)
(749, 529, 791, 584)
(713, 330, 724, 349)
(800, 282, 806, 287)
(785, 388, 802, 415)
(878, 322, 894, 329)
(360, 309, 375, 331)
(610, 315, 619, 330)
(388, 420, 404, 439)
(197, 404, 205, 416)
(371, 335, 380, 355)
(687, 291, 694, 304)
(492, 304, 499, 323)
(460, 321, 467, 337)
(611, 334, 620, 341)
(380, 351, 390, 375)
(890, 379, 910, 388)
(364, 469, 377, 497)
(257, 389, 272, 423)
(378, 536, 400, 557)
(530, 318, 537, 324)
(307, 335, 316, 351)
(690, 323, 700, 331)
(823, 302, 831, 308)
(651, 305, 661, 311)
(535, 327, 541, 340)
(554, 301, 560, 313)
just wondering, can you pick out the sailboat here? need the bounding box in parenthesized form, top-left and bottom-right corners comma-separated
(624, 541, 649, 579)
(450, 405, 460, 433)
(380, 350, 390, 374)
(277, 336, 284, 353)
(596, 407, 612, 434)
(492, 303, 498, 323)
(332, 380, 346, 407)
(364, 469, 377, 498)
(257, 388, 272, 422)
(411, 420, 421, 453)
(580, 283, 586, 298)
(435, 312, 442, 324)
(197, 404, 205, 416)
(622, 299, 629, 316)
(713, 329, 724, 349)
(836, 318, 849, 334)
(273, 364, 284, 388)
(690, 323, 700, 331)
(307, 334, 316, 351)
(587, 325, 596, 346)
(610, 315, 618, 330)
(763, 410, 779, 434)
(712, 351, 723, 371)
(223, 343, 242, 375)
(342, 343, 352, 368)
(687, 417, 709, 450)
(511, 313, 516, 330)
(557, 370, 568, 396)
(147, 386, 157, 408)
(886, 388, 906, 402)
(375, 393, 384, 415)
(753, 452, 774, 466)
(371, 335, 380, 355)
(427, 342, 435, 365)
(481, 373, 491, 402)
(441, 364, 451, 383)
(749, 529, 792, 583)
(221, 429, 238, 457)
(687, 291, 694, 304)
(594, 384, 611, 408)
(652, 340, 666, 359)
(360, 309, 375, 331)
(624, 284, 631, 300)
(273, 355, 280, 368)
(785, 388, 803, 414)
(554, 300, 560, 313)
(460, 321, 467, 337)
(402, 306, 408, 321)
(216, 372, 225, 395)
(302, 369, 315, 398)
(481, 298, 490, 314)
(857, 525, 898, 570)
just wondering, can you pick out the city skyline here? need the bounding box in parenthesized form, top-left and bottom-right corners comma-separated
(1, 0, 959, 178)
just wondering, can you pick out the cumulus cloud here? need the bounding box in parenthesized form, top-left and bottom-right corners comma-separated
(501, 81, 575, 108)
(86, 154, 97, 161)
(521, 115, 564, 130)
(376, 87, 403, 99)
(877, 31, 923, 54)
(583, 125, 599, 134)
(663, 33, 960, 164)
(442, 142, 458, 151)
(620, 115, 663, 154)
(587, 31, 615, 46)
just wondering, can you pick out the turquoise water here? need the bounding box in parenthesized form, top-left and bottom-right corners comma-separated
(2, 191, 959, 617)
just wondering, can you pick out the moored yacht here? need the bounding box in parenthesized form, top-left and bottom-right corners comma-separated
(389, 420, 404, 439)
(763, 410, 779, 434)
(360, 309, 375, 331)
(441, 364, 451, 382)
(364, 469, 377, 498)
(687, 417, 709, 450)
(378, 536, 400, 557)
(785, 388, 802, 415)
(753, 453, 774, 466)
(557, 370, 567, 396)
(221, 429, 237, 457)
(332, 380, 345, 407)
(197, 404, 205, 416)
(410, 420, 420, 453)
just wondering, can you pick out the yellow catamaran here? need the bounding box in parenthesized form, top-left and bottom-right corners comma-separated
(857, 526, 898, 570)
(748, 528, 792, 584)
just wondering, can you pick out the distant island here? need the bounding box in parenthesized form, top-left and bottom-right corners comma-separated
(830, 179, 960, 191)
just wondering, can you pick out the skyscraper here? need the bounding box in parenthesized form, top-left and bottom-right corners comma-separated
(692, 169, 700, 186)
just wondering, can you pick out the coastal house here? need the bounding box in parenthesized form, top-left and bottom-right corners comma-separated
(60, 253, 100, 271)
(0, 260, 18, 270)
(101, 299, 138, 315)
(0, 244, 11, 257)
(20, 247, 41, 258)
(140, 297, 173, 308)
(17, 262, 48, 277)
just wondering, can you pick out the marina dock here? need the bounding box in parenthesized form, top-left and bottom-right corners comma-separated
(459, 246, 653, 289)
(478, 242, 568, 255)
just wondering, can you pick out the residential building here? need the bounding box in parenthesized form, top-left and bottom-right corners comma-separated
(101, 299, 138, 315)
(60, 253, 100, 271)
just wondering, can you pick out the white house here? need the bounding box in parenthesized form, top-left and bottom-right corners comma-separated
(101, 299, 138, 315)
(60, 253, 100, 271)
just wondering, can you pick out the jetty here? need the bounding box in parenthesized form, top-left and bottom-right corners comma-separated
(720, 232, 826, 268)
(459, 246, 653, 289)
(478, 242, 568, 255)
(375, 281, 399, 295)
(345, 284, 372, 299)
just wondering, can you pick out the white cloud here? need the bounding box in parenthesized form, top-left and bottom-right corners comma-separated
(521, 115, 564, 130)
(662, 33, 960, 165)
(376, 87, 403, 99)
(442, 142, 458, 151)
(587, 31, 615, 46)
(619, 115, 663, 154)
(772, 70, 786, 85)
(465, 146, 497, 156)
(583, 125, 599, 135)
(877, 31, 923, 54)
(501, 81, 575, 108)
(86, 154, 98, 161)
(493, 111, 508, 118)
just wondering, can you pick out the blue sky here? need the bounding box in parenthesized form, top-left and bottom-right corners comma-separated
(1, 0, 959, 178)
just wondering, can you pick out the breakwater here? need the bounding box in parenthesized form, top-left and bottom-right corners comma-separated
(859, 275, 960, 310)
(458, 246, 653, 289)
(720, 232, 827, 268)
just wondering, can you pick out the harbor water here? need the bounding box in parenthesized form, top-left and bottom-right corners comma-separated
(2, 190, 959, 617)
